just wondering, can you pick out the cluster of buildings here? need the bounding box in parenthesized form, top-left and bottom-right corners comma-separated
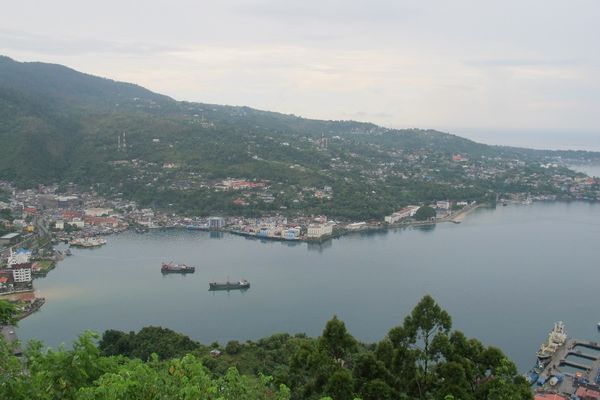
(230, 215, 335, 240)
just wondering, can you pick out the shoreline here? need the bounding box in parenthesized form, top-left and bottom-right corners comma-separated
(11, 200, 573, 324)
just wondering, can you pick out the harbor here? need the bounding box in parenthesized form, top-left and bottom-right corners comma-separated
(11, 201, 600, 372)
(529, 322, 600, 399)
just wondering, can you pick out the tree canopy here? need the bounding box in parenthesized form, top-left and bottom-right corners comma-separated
(0, 296, 532, 400)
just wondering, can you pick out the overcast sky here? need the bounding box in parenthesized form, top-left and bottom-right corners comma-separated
(1, 1, 599, 148)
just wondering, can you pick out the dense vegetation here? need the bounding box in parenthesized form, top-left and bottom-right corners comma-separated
(414, 206, 436, 221)
(1, 55, 596, 218)
(0, 296, 532, 399)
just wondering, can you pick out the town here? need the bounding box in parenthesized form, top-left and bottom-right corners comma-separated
(1, 154, 599, 323)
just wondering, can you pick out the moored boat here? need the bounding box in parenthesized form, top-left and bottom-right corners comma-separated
(209, 279, 250, 291)
(536, 321, 567, 363)
(161, 262, 195, 274)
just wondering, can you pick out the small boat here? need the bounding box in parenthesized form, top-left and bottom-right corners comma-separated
(65, 249, 72, 256)
(596, 322, 600, 330)
(161, 262, 195, 274)
(209, 279, 250, 291)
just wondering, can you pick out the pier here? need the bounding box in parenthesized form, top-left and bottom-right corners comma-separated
(536, 339, 600, 397)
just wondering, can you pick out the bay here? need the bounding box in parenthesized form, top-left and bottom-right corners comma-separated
(17, 201, 600, 371)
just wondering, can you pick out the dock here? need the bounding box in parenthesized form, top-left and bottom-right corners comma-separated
(535, 339, 600, 397)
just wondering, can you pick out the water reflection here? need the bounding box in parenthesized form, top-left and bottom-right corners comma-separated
(412, 223, 437, 233)
(307, 239, 333, 252)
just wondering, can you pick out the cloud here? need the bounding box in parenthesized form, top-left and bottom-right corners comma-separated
(463, 58, 589, 68)
(0, 28, 180, 56)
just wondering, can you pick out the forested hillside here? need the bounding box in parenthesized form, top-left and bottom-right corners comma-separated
(0, 56, 597, 218)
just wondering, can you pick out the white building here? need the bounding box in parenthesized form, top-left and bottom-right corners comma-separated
(208, 217, 225, 230)
(54, 220, 65, 230)
(436, 201, 451, 210)
(12, 264, 32, 283)
(384, 206, 421, 224)
(307, 223, 333, 238)
(346, 222, 366, 231)
(69, 218, 85, 228)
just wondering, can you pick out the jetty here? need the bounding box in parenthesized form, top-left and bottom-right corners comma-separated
(534, 338, 600, 397)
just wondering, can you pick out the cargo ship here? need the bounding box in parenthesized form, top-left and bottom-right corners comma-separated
(209, 279, 250, 291)
(536, 321, 567, 362)
(161, 262, 195, 274)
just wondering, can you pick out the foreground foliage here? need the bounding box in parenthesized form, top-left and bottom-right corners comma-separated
(0, 296, 532, 399)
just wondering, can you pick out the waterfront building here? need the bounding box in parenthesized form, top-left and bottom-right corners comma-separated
(384, 205, 421, 224)
(11, 263, 32, 283)
(208, 217, 225, 230)
(307, 223, 333, 238)
(346, 222, 366, 231)
(285, 227, 301, 239)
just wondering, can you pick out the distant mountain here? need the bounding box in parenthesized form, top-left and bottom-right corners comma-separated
(0, 55, 597, 217)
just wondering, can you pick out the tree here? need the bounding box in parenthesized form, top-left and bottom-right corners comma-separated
(486, 358, 533, 400)
(99, 326, 200, 360)
(318, 316, 356, 361)
(414, 206, 436, 221)
(324, 369, 355, 400)
(402, 295, 451, 398)
(226, 340, 242, 355)
(1, 331, 290, 400)
(0, 300, 17, 326)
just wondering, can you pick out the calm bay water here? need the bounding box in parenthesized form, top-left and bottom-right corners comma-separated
(18, 202, 600, 371)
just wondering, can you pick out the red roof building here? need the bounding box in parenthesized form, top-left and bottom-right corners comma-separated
(23, 206, 37, 215)
(576, 387, 600, 400)
(534, 394, 567, 400)
(61, 210, 84, 221)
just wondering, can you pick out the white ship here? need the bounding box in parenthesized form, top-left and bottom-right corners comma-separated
(536, 321, 567, 361)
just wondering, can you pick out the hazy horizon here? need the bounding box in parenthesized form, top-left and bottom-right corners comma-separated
(1, 0, 598, 150)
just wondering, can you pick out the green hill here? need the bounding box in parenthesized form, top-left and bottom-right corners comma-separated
(0, 55, 597, 218)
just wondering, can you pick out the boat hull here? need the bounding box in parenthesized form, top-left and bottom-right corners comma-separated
(161, 268, 195, 274)
(209, 282, 250, 291)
